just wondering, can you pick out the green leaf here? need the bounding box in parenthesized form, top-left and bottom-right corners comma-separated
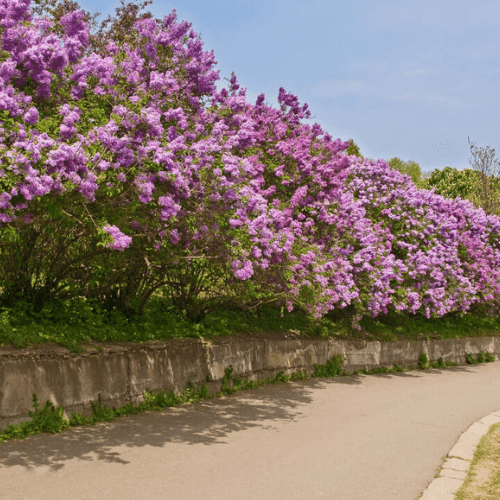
(0, 225, 20, 244)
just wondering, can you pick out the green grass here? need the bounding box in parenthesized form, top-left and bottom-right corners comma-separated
(2, 351, 495, 444)
(0, 291, 351, 354)
(455, 422, 500, 499)
(0, 289, 500, 354)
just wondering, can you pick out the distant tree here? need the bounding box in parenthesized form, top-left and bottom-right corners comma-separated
(419, 167, 484, 205)
(385, 157, 423, 186)
(468, 137, 500, 216)
(344, 139, 364, 161)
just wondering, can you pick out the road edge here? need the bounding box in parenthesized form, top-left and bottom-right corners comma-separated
(418, 409, 500, 499)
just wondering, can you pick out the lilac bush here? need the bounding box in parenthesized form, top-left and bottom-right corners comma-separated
(343, 160, 500, 321)
(0, 0, 499, 328)
(0, 1, 229, 315)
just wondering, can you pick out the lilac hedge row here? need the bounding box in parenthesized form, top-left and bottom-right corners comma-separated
(0, 0, 498, 327)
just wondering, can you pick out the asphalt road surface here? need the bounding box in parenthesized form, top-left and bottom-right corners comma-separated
(1, 362, 500, 500)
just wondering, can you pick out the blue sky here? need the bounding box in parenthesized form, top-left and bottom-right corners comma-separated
(59, 0, 500, 174)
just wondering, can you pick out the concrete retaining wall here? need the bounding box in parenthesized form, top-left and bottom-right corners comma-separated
(1, 332, 499, 431)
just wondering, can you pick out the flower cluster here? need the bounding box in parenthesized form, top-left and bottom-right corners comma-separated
(0, 0, 499, 327)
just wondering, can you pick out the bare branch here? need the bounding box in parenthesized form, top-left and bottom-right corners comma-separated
(467, 137, 500, 216)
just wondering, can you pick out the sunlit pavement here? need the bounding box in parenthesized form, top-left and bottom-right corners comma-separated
(1, 362, 500, 500)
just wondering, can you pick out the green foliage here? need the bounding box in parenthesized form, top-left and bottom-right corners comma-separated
(428, 357, 451, 369)
(418, 353, 428, 369)
(385, 157, 423, 186)
(312, 354, 345, 377)
(466, 353, 479, 364)
(486, 352, 496, 362)
(289, 370, 309, 381)
(465, 351, 496, 364)
(420, 167, 481, 202)
(369, 309, 410, 329)
(420, 166, 500, 216)
(1, 286, 500, 354)
(344, 139, 364, 161)
(360, 309, 500, 342)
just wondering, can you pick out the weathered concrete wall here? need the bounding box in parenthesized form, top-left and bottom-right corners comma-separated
(1, 332, 499, 431)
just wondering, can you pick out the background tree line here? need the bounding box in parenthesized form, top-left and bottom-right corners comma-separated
(345, 138, 500, 217)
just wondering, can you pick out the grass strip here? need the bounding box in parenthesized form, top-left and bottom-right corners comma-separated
(1, 294, 500, 354)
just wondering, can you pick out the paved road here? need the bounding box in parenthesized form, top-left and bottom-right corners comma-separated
(1, 363, 500, 500)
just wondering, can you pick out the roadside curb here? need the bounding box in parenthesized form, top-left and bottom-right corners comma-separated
(418, 409, 500, 499)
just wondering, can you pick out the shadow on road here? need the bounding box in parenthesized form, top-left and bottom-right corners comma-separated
(0, 363, 486, 472)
